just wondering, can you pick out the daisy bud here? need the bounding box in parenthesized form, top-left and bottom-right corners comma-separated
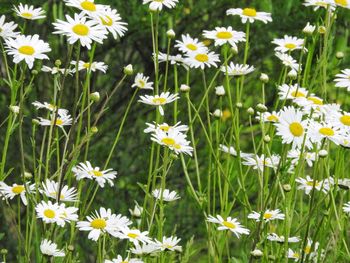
(91, 126, 98, 134)
(31, 69, 38, 75)
(55, 59, 62, 67)
(336, 51, 344, 59)
(170, 153, 179, 160)
(0, 249, 8, 255)
(318, 26, 326, 34)
(123, 64, 134, 75)
(213, 109, 223, 118)
(263, 135, 271, 143)
(319, 149, 328, 157)
(250, 249, 263, 258)
(230, 46, 238, 55)
(9, 105, 20, 114)
(129, 204, 143, 217)
(247, 107, 254, 115)
(24, 171, 33, 179)
(215, 85, 225, 96)
(288, 69, 297, 79)
(256, 103, 267, 112)
(260, 73, 269, 83)
(32, 119, 40, 125)
(68, 245, 74, 252)
(268, 255, 276, 260)
(166, 29, 175, 39)
(180, 84, 190, 92)
(283, 184, 291, 192)
(90, 92, 100, 102)
(236, 102, 243, 109)
(303, 22, 316, 35)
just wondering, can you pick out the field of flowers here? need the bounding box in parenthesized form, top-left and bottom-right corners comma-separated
(0, 0, 350, 262)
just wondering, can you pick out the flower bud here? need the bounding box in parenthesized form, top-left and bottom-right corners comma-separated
(90, 92, 100, 102)
(263, 135, 271, 143)
(166, 29, 175, 39)
(123, 64, 133, 75)
(91, 126, 98, 134)
(180, 84, 190, 92)
(32, 119, 40, 125)
(31, 70, 38, 75)
(288, 69, 297, 79)
(24, 171, 33, 179)
(129, 204, 143, 217)
(336, 51, 344, 59)
(0, 249, 8, 255)
(247, 107, 254, 115)
(250, 249, 263, 258)
(260, 73, 269, 83)
(213, 109, 223, 118)
(318, 26, 326, 34)
(283, 184, 291, 192)
(319, 149, 328, 157)
(231, 46, 238, 55)
(303, 22, 316, 35)
(9, 105, 20, 114)
(256, 103, 267, 113)
(236, 102, 243, 109)
(55, 59, 62, 67)
(68, 245, 74, 252)
(215, 85, 225, 96)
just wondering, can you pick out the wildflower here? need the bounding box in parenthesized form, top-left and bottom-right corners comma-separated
(207, 215, 250, 238)
(296, 176, 333, 195)
(226, 7, 272, 24)
(308, 121, 344, 145)
(41, 179, 78, 202)
(32, 101, 68, 115)
(343, 202, 350, 214)
(138, 92, 179, 116)
(130, 243, 160, 256)
(334, 69, 350, 91)
(13, 3, 45, 20)
(152, 188, 180, 202)
(41, 65, 67, 75)
(144, 122, 188, 134)
(272, 35, 306, 53)
(64, 0, 105, 15)
(105, 255, 144, 263)
(267, 233, 300, 243)
(242, 154, 280, 172)
(203, 26, 245, 48)
(220, 62, 255, 76)
(184, 50, 220, 69)
(215, 86, 225, 96)
(154, 236, 182, 252)
(175, 34, 207, 54)
(70, 60, 108, 73)
(260, 73, 269, 83)
(157, 52, 185, 66)
(0, 15, 19, 39)
(40, 239, 65, 257)
(275, 53, 300, 73)
(213, 109, 223, 118)
(124, 64, 134, 75)
(72, 161, 117, 187)
(303, 0, 335, 10)
(132, 73, 154, 90)
(9, 105, 20, 114)
(0, 182, 34, 206)
(287, 149, 316, 167)
(5, 34, 51, 69)
(143, 0, 179, 11)
(248, 209, 285, 222)
(129, 202, 143, 217)
(287, 248, 301, 262)
(36, 201, 66, 226)
(256, 111, 280, 123)
(303, 22, 316, 34)
(117, 228, 151, 245)
(167, 29, 176, 38)
(53, 13, 108, 49)
(333, 0, 350, 8)
(38, 111, 73, 128)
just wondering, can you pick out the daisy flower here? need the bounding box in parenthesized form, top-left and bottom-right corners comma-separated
(72, 161, 117, 187)
(38, 111, 73, 128)
(105, 255, 144, 263)
(202, 26, 245, 48)
(295, 175, 333, 195)
(288, 249, 301, 262)
(129, 202, 143, 218)
(138, 92, 179, 116)
(41, 179, 78, 202)
(64, 0, 105, 15)
(287, 149, 316, 167)
(142, 0, 179, 11)
(13, 3, 46, 20)
(32, 101, 68, 115)
(267, 233, 300, 243)
(152, 188, 180, 202)
(248, 209, 285, 222)
(303, 0, 335, 10)
(36, 200, 65, 226)
(272, 35, 306, 53)
(0, 15, 19, 39)
(343, 202, 350, 214)
(333, 0, 350, 8)
(326, 110, 350, 133)
(70, 60, 108, 73)
(157, 52, 185, 66)
(294, 95, 324, 110)
(53, 13, 108, 49)
(226, 7, 272, 24)
(219, 144, 237, 156)
(308, 121, 344, 145)
(144, 121, 188, 134)
(117, 228, 151, 245)
(207, 215, 250, 238)
(303, 239, 320, 259)
(303, 22, 316, 34)
(5, 34, 51, 69)
(256, 111, 280, 123)
(175, 34, 207, 54)
(40, 239, 65, 257)
(155, 236, 182, 252)
(184, 50, 220, 69)
(334, 69, 350, 91)
(151, 129, 193, 156)
(41, 65, 67, 75)
(274, 106, 312, 149)
(130, 243, 160, 256)
(0, 182, 34, 206)
(242, 154, 280, 172)
(132, 73, 153, 90)
(59, 204, 79, 224)
(275, 52, 300, 73)
(220, 62, 254, 76)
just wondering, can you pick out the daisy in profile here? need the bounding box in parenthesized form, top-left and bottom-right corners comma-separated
(117, 228, 151, 245)
(0, 15, 19, 39)
(130, 243, 160, 256)
(72, 161, 117, 187)
(296, 175, 333, 195)
(220, 62, 254, 76)
(142, 0, 179, 11)
(184, 50, 220, 69)
(13, 3, 45, 20)
(132, 73, 153, 90)
(41, 65, 67, 75)
(32, 101, 68, 116)
(5, 34, 51, 69)
(0, 182, 34, 206)
(41, 179, 78, 202)
(343, 202, 350, 214)
(219, 144, 237, 156)
(288, 249, 301, 262)
(152, 188, 180, 202)
(144, 122, 188, 134)
(138, 92, 179, 116)
(278, 84, 308, 100)
(272, 35, 306, 53)
(70, 60, 108, 73)
(248, 209, 285, 222)
(274, 106, 312, 149)
(334, 69, 350, 91)
(207, 215, 250, 238)
(155, 236, 182, 252)
(157, 52, 185, 66)
(40, 239, 65, 257)
(267, 233, 300, 243)
(38, 111, 73, 128)
(92, 6, 128, 39)
(256, 111, 280, 123)
(303, 0, 335, 10)
(105, 255, 144, 263)
(203, 26, 245, 48)
(303, 239, 320, 259)
(59, 204, 79, 224)
(287, 149, 316, 167)
(36, 200, 65, 226)
(64, 0, 105, 15)
(53, 13, 108, 49)
(226, 7, 272, 24)
(175, 34, 207, 54)
(242, 154, 280, 172)
(151, 129, 193, 156)
(275, 52, 300, 73)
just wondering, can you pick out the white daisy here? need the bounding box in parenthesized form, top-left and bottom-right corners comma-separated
(303, 0, 335, 10)
(59, 204, 79, 224)
(267, 233, 300, 243)
(272, 35, 306, 53)
(184, 50, 220, 70)
(207, 215, 250, 238)
(303, 22, 316, 34)
(248, 209, 285, 222)
(226, 7, 272, 24)
(130, 243, 160, 256)
(117, 228, 151, 245)
(13, 3, 46, 20)
(256, 111, 280, 123)
(242, 154, 280, 172)
(220, 62, 254, 76)
(132, 73, 153, 90)
(38, 111, 73, 128)
(295, 175, 333, 195)
(308, 121, 344, 145)
(0, 182, 34, 206)
(70, 60, 108, 73)
(203, 26, 245, 48)
(40, 239, 65, 257)
(138, 92, 179, 116)
(144, 121, 188, 134)
(275, 52, 300, 73)
(142, 0, 179, 11)
(287, 149, 316, 167)
(343, 202, 350, 214)
(72, 161, 117, 188)
(105, 255, 144, 263)
(63, 0, 105, 15)
(333, 0, 350, 8)
(175, 34, 207, 54)
(157, 52, 185, 66)
(41, 65, 68, 75)
(287, 249, 301, 262)
(0, 15, 19, 39)
(152, 188, 180, 202)
(334, 69, 350, 91)
(36, 200, 65, 226)
(5, 34, 51, 69)
(53, 13, 108, 49)
(32, 101, 68, 115)
(41, 179, 78, 202)
(154, 236, 182, 252)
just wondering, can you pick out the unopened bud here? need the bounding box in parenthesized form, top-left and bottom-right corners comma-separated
(303, 22, 316, 35)
(180, 84, 190, 92)
(231, 46, 238, 55)
(256, 103, 267, 112)
(68, 245, 74, 252)
(319, 149, 328, 157)
(236, 102, 243, 109)
(31, 70, 38, 75)
(247, 107, 254, 115)
(283, 184, 291, 192)
(0, 249, 8, 255)
(288, 69, 298, 79)
(24, 171, 32, 179)
(90, 92, 100, 102)
(123, 64, 133, 75)
(55, 59, 62, 67)
(260, 73, 269, 83)
(213, 109, 223, 118)
(318, 26, 326, 34)
(263, 135, 271, 143)
(166, 29, 175, 39)
(215, 85, 225, 96)
(91, 126, 98, 134)
(250, 249, 263, 258)
(32, 119, 40, 125)
(9, 105, 20, 114)
(336, 51, 344, 59)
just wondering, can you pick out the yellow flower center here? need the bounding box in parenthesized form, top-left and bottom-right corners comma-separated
(307, 97, 323, 105)
(186, 43, 197, 51)
(290, 90, 306, 98)
(285, 43, 297, 49)
(161, 137, 175, 146)
(335, 0, 348, 6)
(101, 15, 113, 26)
(90, 218, 107, 229)
(152, 97, 167, 104)
(44, 209, 56, 219)
(21, 12, 33, 18)
(18, 45, 35, 55)
(159, 125, 170, 131)
(340, 115, 350, 126)
(293, 253, 300, 258)
(289, 122, 304, 137)
(49, 192, 65, 199)
(267, 115, 279, 122)
(138, 80, 145, 88)
(222, 109, 231, 121)
(306, 180, 320, 187)
(127, 233, 139, 239)
(72, 24, 89, 36)
(263, 213, 273, 219)
(319, 127, 334, 136)
(81, 1, 96, 11)
(53, 119, 64, 126)
(83, 62, 90, 68)
(12, 185, 25, 194)
(216, 31, 233, 39)
(222, 221, 236, 229)
(174, 144, 181, 149)
(304, 245, 311, 254)
(195, 54, 209, 62)
(91, 170, 103, 177)
(242, 8, 257, 17)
